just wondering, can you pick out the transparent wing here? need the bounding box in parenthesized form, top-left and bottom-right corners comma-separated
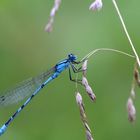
(0, 67, 56, 106)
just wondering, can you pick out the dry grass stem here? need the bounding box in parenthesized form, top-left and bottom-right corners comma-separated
(112, 0, 140, 67)
(81, 48, 134, 62)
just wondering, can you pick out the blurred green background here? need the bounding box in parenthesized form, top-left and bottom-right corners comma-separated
(0, 0, 140, 139)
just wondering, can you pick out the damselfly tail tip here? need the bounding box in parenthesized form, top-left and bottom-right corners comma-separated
(0, 124, 7, 136)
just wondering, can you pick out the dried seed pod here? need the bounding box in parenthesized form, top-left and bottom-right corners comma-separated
(82, 76, 89, 87)
(82, 60, 88, 71)
(50, 0, 61, 17)
(89, 0, 103, 11)
(75, 92, 85, 113)
(84, 122, 91, 132)
(86, 130, 94, 140)
(45, 0, 61, 32)
(85, 85, 96, 101)
(75, 92, 94, 140)
(76, 92, 83, 105)
(82, 60, 88, 76)
(134, 68, 140, 86)
(45, 18, 54, 32)
(127, 98, 136, 122)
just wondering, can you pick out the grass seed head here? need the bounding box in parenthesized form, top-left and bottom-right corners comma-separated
(76, 92, 83, 105)
(82, 60, 88, 76)
(89, 0, 103, 11)
(127, 97, 136, 122)
(82, 76, 89, 87)
(45, 18, 54, 32)
(86, 130, 94, 140)
(134, 68, 140, 86)
(45, 0, 61, 32)
(85, 85, 96, 101)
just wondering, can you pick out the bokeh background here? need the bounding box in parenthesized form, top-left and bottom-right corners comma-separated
(0, 0, 140, 140)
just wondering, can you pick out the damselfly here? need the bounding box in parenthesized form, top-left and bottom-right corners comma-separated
(0, 54, 84, 136)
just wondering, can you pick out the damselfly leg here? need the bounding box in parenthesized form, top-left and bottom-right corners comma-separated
(69, 60, 86, 84)
(71, 59, 87, 73)
(68, 68, 82, 84)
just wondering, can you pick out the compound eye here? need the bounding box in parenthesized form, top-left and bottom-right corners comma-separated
(68, 54, 71, 56)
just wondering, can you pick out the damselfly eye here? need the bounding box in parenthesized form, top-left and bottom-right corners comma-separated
(68, 54, 77, 61)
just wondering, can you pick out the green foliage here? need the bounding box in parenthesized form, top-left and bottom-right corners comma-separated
(0, 0, 140, 139)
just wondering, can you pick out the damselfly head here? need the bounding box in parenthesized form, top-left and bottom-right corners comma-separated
(68, 54, 77, 62)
